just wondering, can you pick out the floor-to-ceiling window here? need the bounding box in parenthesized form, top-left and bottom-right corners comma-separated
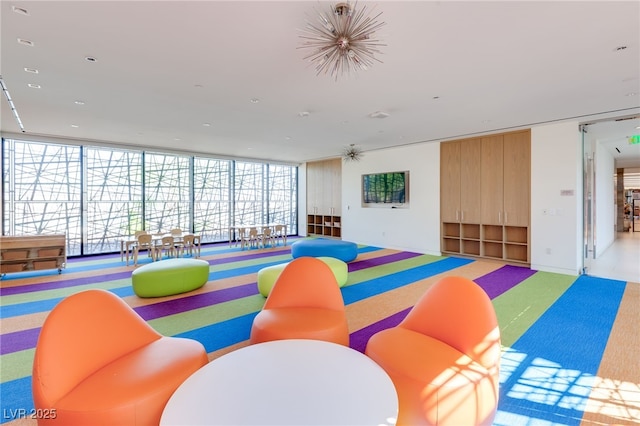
(2, 140, 83, 254)
(2, 138, 298, 256)
(268, 164, 298, 226)
(193, 157, 232, 242)
(85, 147, 143, 254)
(144, 152, 191, 233)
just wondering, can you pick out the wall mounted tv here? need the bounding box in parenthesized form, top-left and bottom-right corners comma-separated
(362, 171, 409, 207)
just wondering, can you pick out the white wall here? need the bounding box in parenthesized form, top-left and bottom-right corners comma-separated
(299, 121, 588, 275)
(341, 143, 442, 255)
(530, 122, 583, 275)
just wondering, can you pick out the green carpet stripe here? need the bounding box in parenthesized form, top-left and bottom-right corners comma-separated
(148, 294, 266, 336)
(0, 349, 34, 383)
(0, 279, 132, 306)
(346, 254, 445, 285)
(492, 271, 577, 347)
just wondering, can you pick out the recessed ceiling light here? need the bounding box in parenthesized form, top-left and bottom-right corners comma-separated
(174, 138, 181, 141)
(74, 100, 85, 105)
(85, 56, 97, 62)
(12, 6, 29, 15)
(71, 124, 79, 128)
(625, 92, 637, 97)
(202, 123, 211, 127)
(298, 111, 310, 117)
(17, 38, 34, 47)
(285, 136, 292, 140)
(24, 67, 38, 74)
(27, 83, 41, 89)
(369, 111, 389, 119)
(250, 98, 259, 104)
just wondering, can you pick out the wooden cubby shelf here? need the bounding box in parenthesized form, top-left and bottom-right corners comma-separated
(307, 214, 342, 239)
(1, 234, 67, 277)
(307, 158, 342, 239)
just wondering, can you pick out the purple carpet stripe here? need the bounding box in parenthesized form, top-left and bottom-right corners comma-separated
(0, 251, 287, 297)
(0, 271, 133, 297)
(349, 308, 411, 353)
(0, 328, 40, 355)
(474, 265, 537, 299)
(348, 251, 422, 272)
(134, 283, 258, 320)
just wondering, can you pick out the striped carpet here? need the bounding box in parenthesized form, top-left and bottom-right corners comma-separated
(1, 240, 638, 425)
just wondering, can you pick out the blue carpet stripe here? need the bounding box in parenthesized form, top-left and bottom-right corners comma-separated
(498, 275, 626, 425)
(0, 377, 33, 423)
(341, 256, 473, 304)
(174, 312, 258, 353)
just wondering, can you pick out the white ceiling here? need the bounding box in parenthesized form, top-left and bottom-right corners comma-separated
(1, 1, 639, 165)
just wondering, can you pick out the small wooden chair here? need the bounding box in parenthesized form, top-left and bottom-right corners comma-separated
(157, 236, 176, 260)
(241, 227, 259, 250)
(132, 233, 156, 266)
(260, 226, 276, 248)
(192, 235, 202, 258)
(274, 224, 286, 246)
(176, 234, 196, 257)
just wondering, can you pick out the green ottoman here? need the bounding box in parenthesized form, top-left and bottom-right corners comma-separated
(132, 258, 210, 298)
(257, 256, 348, 297)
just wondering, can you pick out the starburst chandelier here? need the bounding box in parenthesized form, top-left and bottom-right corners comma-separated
(299, 2, 386, 81)
(342, 144, 363, 162)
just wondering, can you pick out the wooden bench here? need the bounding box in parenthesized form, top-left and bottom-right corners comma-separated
(0, 234, 66, 278)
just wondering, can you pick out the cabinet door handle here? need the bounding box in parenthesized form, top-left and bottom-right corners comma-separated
(498, 211, 502, 223)
(504, 211, 508, 224)
(456, 210, 459, 221)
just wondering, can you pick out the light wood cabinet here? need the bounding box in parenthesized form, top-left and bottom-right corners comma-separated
(1, 234, 67, 277)
(440, 139, 482, 257)
(440, 142, 461, 223)
(441, 130, 530, 264)
(503, 131, 530, 227)
(481, 135, 504, 225)
(307, 158, 342, 238)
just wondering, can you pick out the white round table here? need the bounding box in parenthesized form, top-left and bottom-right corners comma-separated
(161, 339, 398, 426)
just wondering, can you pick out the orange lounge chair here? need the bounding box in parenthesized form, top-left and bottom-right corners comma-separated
(32, 289, 208, 425)
(365, 276, 501, 426)
(249, 257, 349, 346)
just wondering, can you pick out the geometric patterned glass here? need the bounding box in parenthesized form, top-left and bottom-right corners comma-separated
(2, 140, 82, 255)
(84, 147, 143, 254)
(2, 138, 298, 256)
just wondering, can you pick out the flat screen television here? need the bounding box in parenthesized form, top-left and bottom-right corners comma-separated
(362, 171, 409, 207)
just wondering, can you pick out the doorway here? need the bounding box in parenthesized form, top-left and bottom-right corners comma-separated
(582, 116, 640, 282)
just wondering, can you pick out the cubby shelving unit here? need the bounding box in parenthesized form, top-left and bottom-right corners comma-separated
(440, 130, 531, 265)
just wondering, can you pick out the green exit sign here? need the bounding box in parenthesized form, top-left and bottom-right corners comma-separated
(629, 135, 640, 145)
